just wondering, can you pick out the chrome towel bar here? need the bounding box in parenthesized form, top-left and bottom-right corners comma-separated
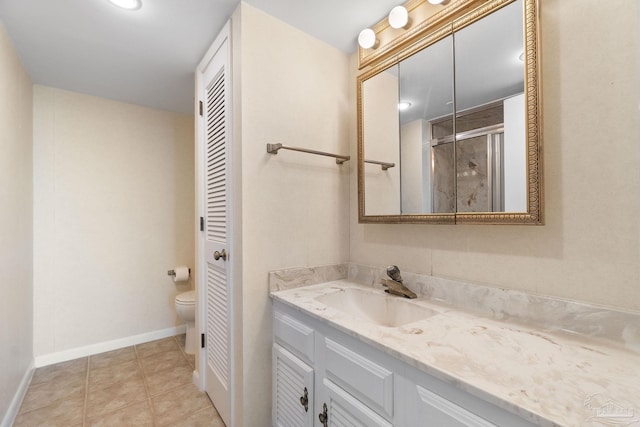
(266, 143, 350, 165)
(364, 159, 395, 170)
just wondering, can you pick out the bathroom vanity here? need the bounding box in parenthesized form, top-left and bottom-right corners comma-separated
(270, 265, 640, 427)
(273, 298, 534, 426)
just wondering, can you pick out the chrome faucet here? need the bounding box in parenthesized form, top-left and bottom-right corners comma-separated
(381, 265, 417, 299)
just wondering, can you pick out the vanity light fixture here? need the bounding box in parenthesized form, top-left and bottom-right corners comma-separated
(388, 6, 411, 29)
(358, 28, 379, 49)
(398, 101, 412, 111)
(108, 0, 142, 10)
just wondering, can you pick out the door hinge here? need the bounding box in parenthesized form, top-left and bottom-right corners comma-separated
(200, 216, 204, 232)
(201, 333, 206, 348)
(199, 100, 203, 116)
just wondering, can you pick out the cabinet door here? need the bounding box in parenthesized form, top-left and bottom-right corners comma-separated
(273, 344, 314, 427)
(316, 379, 392, 427)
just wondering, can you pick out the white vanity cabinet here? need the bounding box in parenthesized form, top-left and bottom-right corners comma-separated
(272, 301, 535, 427)
(273, 305, 394, 427)
(273, 310, 316, 427)
(273, 344, 314, 426)
(315, 336, 395, 427)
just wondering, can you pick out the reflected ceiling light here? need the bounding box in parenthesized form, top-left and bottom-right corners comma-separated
(108, 0, 142, 10)
(428, 0, 446, 4)
(389, 6, 411, 29)
(518, 51, 525, 61)
(358, 28, 378, 49)
(398, 101, 412, 111)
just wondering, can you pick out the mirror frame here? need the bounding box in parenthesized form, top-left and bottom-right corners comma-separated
(357, 0, 542, 225)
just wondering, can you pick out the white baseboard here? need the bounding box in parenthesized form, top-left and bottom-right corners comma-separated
(0, 359, 35, 427)
(34, 325, 187, 367)
(193, 369, 204, 391)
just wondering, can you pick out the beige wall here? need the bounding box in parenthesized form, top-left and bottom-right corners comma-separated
(400, 119, 425, 214)
(33, 86, 195, 358)
(235, 4, 351, 425)
(0, 21, 33, 421)
(350, 0, 640, 311)
(362, 70, 401, 215)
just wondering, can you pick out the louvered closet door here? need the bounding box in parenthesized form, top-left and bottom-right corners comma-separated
(201, 31, 231, 426)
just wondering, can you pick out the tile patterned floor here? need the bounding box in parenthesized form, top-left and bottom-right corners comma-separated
(14, 335, 226, 427)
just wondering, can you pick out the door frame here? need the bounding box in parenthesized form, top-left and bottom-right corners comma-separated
(195, 20, 236, 425)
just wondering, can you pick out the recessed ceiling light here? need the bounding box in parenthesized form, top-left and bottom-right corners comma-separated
(108, 0, 142, 10)
(398, 101, 412, 111)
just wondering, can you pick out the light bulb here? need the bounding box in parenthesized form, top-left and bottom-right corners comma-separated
(388, 6, 410, 29)
(358, 28, 378, 49)
(108, 0, 142, 10)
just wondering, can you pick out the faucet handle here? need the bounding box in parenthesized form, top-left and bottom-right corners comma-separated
(386, 265, 403, 283)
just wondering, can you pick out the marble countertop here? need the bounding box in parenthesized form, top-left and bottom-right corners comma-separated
(271, 280, 640, 427)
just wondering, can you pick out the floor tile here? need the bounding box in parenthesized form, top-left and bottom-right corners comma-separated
(89, 346, 136, 370)
(86, 400, 154, 426)
(16, 334, 220, 426)
(175, 334, 186, 348)
(85, 376, 147, 419)
(20, 371, 85, 413)
(171, 405, 226, 427)
(184, 352, 196, 368)
(152, 383, 212, 427)
(89, 359, 141, 392)
(140, 349, 189, 375)
(145, 364, 194, 396)
(30, 358, 87, 385)
(136, 337, 179, 359)
(13, 395, 84, 427)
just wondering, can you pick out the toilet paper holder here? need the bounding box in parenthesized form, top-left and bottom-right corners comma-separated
(167, 268, 190, 277)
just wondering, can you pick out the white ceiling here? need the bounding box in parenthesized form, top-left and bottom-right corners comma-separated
(0, 0, 401, 115)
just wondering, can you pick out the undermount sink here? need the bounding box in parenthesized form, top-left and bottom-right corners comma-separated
(315, 287, 437, 328)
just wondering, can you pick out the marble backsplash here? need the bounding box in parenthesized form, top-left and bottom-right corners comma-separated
(269, 263, 640, 353)
(268, 263, 348, 292)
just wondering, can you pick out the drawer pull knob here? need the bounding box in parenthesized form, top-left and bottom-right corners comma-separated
(318, 403, 328, 426)
(299, 387, 309, 412)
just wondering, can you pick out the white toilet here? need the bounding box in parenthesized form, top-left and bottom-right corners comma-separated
(175, 290, 196, 354)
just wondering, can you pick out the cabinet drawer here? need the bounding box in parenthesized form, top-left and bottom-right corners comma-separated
(412, 384, 497, 427)
(397, 369, 536, 427)
(274, 310, 314, 364)
(322, 337, 394, 420)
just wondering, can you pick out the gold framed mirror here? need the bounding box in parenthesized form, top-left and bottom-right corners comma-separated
(357, 0, 542, 225)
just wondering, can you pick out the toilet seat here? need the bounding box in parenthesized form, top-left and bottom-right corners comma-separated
(175, 290, 195, 305)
